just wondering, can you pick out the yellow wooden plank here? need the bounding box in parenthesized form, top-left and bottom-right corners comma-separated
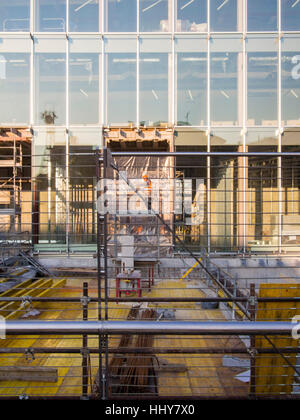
(255, 283, 300, 395)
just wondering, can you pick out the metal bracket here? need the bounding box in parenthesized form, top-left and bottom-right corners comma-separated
(25, 347, 35, 362)
(80, 296, 91, 307)
(20, 296, 32, 309)
(80, 348, 90, 358)
(248, 295, 257, 307)
(247, 347, 258, 358)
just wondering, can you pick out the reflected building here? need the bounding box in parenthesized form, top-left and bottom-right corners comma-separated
(0, 0, 300, 254)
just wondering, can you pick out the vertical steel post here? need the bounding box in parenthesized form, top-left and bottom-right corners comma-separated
(249, 283, 257, 397)
(103, 148, 109, 400)
(96, 148, 103, 399)
(81, 282, 89, 399)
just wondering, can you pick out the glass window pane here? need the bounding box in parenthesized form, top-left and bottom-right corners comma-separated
(247, 0, 278, 32)
(107, 53, 136, 125)
(211, 52, 239, 126)
(282, 129, 300, 147)
(282, 37, 300, 126)
(177, 53, 207, 126)
(282, 0, 300, 31)
(69, 0, 99, 32)
(210, 0, 238, 32)
(282, 144, 300, 249)
(69, 53, 100, 124)
(175, 146, 208, 250)
(35, 53, 66, 125)
(0, 53, 30, 124)
(246, 129, 278, 146)
(105, 0, 137, 32)
(69, 128, 102, 146)
(69, 146, 97, 247)
(33, 128, 66, 248)
(247, 146, 279, 252)
(210, 146, 239, 251)
(140, 53, 169, 126)
(140, 0, 169, 32)
(247, 52, 278, 126)
(175, 129, 207, 145)
(0, 0, 30, 32)
(210, 129, 242, 145)
(176, 0, 207, 32)
(35, 0, 66, 32)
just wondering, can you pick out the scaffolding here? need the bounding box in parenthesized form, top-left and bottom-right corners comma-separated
(0, 148, 299, 400)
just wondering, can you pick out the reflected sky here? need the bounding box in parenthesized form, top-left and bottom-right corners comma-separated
(0, 0, 30, 32)
(282, 52, 300, 125)
(140, 0, 169, 32)
(177, 53, 207, 125)
(106, 0, 137, 32)
(35, 0, 66, 32)
(247, 0, 277, 31)
(69, 54, 99, 124)
(0, 53, 30, 123)
(107, 53, 137, 124)
(282, 0, 300, 31)
(211, 52, 238, 125)
(247, 52, 278, 125)
(176, 0, 207, 32)
(69, 0, 99, 32)
(210, 0, 237, 32)
(35, 54, 66, 125)
(140, 53, 169, 125)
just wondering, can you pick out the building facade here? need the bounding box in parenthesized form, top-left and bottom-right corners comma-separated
(0, 0, 300, 255)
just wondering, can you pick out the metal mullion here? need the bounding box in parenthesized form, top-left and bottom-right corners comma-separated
(66, 3, 70, 254)
(136, 34, 139, 127)
(207, 2, 211, 252)
(242, 3, 247, 253)
(278, 0, 282, 254)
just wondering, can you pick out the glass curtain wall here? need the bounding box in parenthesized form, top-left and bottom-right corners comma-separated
(0, 1, 299, 253)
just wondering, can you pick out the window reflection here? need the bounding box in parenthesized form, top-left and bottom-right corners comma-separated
(140, 0, 169, 32)
(106, 0, 137, 32)
(176, 0, 207, 32)
(0, 0, 30, 32)
(35, 0, 66, 32)
(247, 0, 277, 32)
(69, 54, 100, 124)
(177, 53, 207, 126)
(210, 146, 239, 251)
(35, 54, 66, 125)
(211, 53, 238, 126)
(107, 53, 137, 125)
(282, 52, 300, 125)
(282, 0, 300, 31)
(69, 0, 99, 32)
(248, 146, 279, 251)
(140, 53, 169, 126)
(282, 144, 300, 249)
(33, 129, 66, 247)
(210, 0, 238, 32)
(0, 53, 30, 123)
(247, 52, 278, 126)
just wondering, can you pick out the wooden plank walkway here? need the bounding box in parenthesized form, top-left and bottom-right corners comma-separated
(0, 278, 248, 398)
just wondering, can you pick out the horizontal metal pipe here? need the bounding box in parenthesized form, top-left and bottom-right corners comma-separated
(111, 152, 300, 157)
(0, 395, 299, 401)
(0, 296, 299, 303)
(3, 321, 297, 336)
(0, 347, 298, 355)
